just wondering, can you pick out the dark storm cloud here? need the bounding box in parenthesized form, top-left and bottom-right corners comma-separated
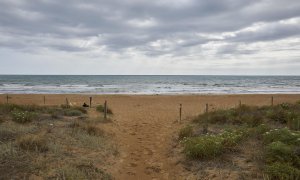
(0, 0, 300, 56)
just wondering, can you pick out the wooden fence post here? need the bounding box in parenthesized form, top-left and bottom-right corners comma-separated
(6, 95, 9, 104)
(43, 96, 46, 105)
(239, 100, 242, 108)
(89, 97, 92, 108)
(271, 96, 274, 106)
(104, 100, 107, 119)
(203, 103, 209, 133)
(179, 104, 182, 123)
(66, 98, 69, 108)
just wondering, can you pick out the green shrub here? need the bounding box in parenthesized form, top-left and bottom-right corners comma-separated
(287, 111, 300, 130)
(96, 105, 113, 114)
(179, 125, 193, 140)
(183, 136, 223, 159)
(266, 108, 288, 123)
(64, 109, 82, 116)
(265, 162, 300, 180)
(194, 105, 265, 127)
(0, 104, 46, 115)
(265, 141, 294, 163)
(254, 124, 270, 135)
(11, 110, 37, 123)
(194, 109, 234, 124)
(263, 128, 300, 145)
(17, 134, 48, 152)
(183, 129, 248, 159)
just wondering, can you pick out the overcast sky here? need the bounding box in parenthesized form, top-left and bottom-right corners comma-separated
(0, 0, 300, 75)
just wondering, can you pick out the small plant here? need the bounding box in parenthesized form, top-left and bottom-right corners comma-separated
(17, 134, 48, 152)
(179, 125, 193, 140)
(265, 162, 300, 180)
(96, 105, 113, 114)
(83, 124, 105, 136)
(254, 124, 270, 135)
(287, 111, 300, 130)
(11, 110, 37, 123)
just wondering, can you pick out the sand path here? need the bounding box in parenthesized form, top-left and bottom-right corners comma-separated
(108, 96, 191, 179)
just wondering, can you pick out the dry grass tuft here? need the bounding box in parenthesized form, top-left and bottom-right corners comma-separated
(17, 134, 48, 152)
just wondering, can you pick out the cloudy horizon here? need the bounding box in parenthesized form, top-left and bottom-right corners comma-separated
(1, 0, 300, 75)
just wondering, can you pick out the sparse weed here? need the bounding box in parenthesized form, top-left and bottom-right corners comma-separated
(179, 125, 193, 140)
(17, 134, 48, 152)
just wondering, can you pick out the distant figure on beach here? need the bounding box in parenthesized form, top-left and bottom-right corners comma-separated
(82, 102, 89, 107)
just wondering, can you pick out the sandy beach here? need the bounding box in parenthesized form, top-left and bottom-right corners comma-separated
(1, 94, 300, 179)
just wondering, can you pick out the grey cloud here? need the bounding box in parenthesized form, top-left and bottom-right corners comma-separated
(0, 0, 300, 56)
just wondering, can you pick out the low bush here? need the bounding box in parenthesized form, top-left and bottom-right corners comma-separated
(194, 105, 266, 127)
(0, 104, 48, 115)
(179, 125, 193, 140)
(183, 129, 248, 159)
(254, 124, 270, 135)
(11, 110, 37, 123)
(265, 162, 300, 180)
(265, 141, 294, 163)
(266, 108, 287, 123)
(17, 134, 48, 152)
(64, 109, 82, 116)
(287, 111, 300, 130)
(263, 128, 300, 145)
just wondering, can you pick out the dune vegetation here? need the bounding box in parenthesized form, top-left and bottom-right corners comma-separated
(179, 102, 300, 179)
(0, 103, 115, 179)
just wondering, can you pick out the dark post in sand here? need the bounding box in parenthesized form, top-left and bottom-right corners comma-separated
(203, 103, 209, 133)
(104, 100, 107, 119)
(271, 96, 274, 106)
(43, 96, 46, 105)
(239, 100, 242, 108)
(6, 94, 9, 104)
(89, 97, 92, 108)
(179, 104, 182, 123)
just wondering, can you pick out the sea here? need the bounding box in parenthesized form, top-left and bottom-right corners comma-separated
(0, 75, 299, 94)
